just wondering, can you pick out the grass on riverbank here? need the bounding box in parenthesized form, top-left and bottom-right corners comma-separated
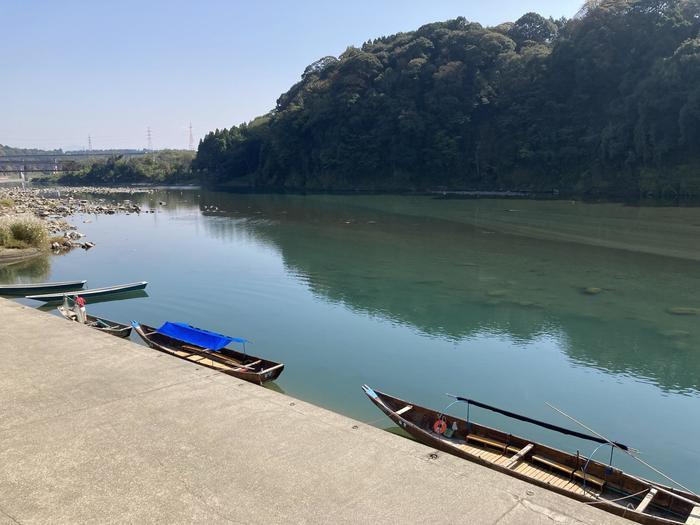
(0, 215, 48, 249)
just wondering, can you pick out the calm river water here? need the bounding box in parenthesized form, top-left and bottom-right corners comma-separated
(5, 190, 700, 490)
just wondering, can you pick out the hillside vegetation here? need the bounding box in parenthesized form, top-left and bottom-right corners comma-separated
(194, 0, 700, 196)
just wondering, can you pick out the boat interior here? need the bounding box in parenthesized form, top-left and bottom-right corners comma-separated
(138, 324, 274, 374)
(376, 390, 699, 524)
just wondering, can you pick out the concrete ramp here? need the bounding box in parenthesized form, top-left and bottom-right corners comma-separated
(0, 299, 626, 524)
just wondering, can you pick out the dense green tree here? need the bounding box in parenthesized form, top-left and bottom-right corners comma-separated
(59, 150, 195, 185)
(507, 12, 559, 49)
(194, 0, 700, 197)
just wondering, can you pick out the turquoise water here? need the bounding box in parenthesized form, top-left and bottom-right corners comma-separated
(5, 190, 700, 491)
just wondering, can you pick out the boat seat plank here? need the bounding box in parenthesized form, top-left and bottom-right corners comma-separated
(532, 455, 606, 489)
(532, 455, 575, 476)
(504, 443, 534, 469)
(395, 405, 413, 416)
(636, 488, 658, 514)
(686, 505, 700, 525)
(467, 434, 508, 453)
(573, 469, 606, 489)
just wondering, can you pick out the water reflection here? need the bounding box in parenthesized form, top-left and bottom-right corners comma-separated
(197, 192, 700, 394)
(0, 255, 50, 282)
(1, 188, 696, 488)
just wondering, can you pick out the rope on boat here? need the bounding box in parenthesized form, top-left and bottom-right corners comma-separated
(438, 399, 461, 419)
(581, 442, 608, 496)
(583, 488, 649, 506)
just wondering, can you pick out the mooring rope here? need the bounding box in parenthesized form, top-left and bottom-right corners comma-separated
(584, 488, 649, 505)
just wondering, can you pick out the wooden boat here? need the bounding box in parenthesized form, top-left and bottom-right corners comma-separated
(57, 304, 132, 338)
(362, 385, 700, 525)
(132, 321, 284, 385)
(26, 281, 148, 302)
(0, 279, 86, 295)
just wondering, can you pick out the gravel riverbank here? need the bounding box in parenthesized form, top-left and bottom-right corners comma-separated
(0, 186, 155, 262)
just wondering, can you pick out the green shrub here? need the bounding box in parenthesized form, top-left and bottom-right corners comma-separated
(0, 198, 14, 208)
(0, 216, 48, 248)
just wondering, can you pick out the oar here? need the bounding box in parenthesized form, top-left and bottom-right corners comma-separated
(546, 402, 700, 503)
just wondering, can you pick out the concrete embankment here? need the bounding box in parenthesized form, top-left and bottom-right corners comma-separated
(0, 298, 627, 524)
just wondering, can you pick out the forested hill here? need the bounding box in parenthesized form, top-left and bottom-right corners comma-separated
(194, 0, 700, 196)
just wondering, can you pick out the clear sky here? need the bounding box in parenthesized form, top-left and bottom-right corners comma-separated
(1, 0, 583, 151)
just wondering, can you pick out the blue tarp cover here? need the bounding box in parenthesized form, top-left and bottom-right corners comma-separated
(156, 322, 247, 351)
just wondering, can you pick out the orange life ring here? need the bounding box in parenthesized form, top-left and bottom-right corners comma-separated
(433, 419, 447, 434)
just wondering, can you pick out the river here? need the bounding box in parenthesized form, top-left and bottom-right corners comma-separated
(5, 189, 700, 491)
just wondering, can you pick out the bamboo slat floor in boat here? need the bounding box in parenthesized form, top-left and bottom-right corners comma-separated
(142, 329, 246, 372)
(458, 445, 499, 463)
(533, 470, 550, 482)
(447, 438, 604, 498)
(512, 461, 600, 497)
(448, 438, 603, 498)
(194, 357, 229, 370)
(493, 455, 510, 466)
(549, 477, 571, 489)
(515, 463, 536, 475)
(172, 350, 231, 371)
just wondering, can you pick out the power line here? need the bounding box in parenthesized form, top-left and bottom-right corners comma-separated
(188, 122, 194, 151)
(147, 126, 153, 151)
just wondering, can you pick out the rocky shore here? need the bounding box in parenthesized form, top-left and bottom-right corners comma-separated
(0, 186, 155, 259)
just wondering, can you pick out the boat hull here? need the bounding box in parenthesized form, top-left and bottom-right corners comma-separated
(362, 386, 699, 525)
(57, 306, 132, 338)
(26, 281, 148, 302)
(0, 280, 86, 295)
(132, 322, 284, 385)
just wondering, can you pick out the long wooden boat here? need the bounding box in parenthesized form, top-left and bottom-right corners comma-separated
(132, 321, 284, 385)
(57, 304, 132, 338)
(362, 385, 700, 525)
(0, 279, 86, 295)
(26, 281, 148, 302)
